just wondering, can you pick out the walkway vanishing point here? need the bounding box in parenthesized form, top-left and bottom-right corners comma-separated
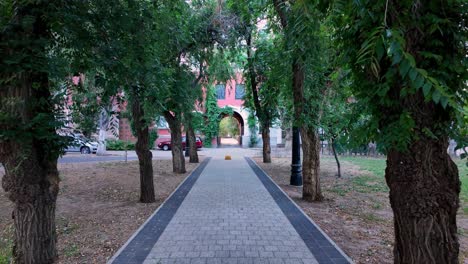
(109, 154, 352, 264)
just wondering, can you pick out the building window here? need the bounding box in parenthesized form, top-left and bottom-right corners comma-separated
(235, 84, 245, 99)
(215, 84, 225, 99)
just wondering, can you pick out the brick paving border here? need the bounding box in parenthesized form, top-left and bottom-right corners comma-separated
(109, 156, 352, 264)
(109, 158, 211, 264)
(245, 157, 352, 264)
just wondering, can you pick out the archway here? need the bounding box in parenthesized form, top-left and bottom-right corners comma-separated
(218, 111, 244, 147)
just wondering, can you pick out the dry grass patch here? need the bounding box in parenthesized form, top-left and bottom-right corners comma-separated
(0, 158, 202, 264)
(254, 156, 467, 264)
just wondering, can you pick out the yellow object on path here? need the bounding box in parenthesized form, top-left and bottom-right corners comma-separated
(225, 155, 232, 160)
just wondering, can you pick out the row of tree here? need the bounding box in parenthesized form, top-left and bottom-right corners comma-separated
(224, 0, 466, 263)
(0, 0, 237, 262)
(0, 0, 466, 263)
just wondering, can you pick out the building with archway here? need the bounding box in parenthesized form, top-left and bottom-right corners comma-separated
(118, 74, 282, 148)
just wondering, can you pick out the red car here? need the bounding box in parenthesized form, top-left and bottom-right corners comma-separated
(158, 136, 203, 151)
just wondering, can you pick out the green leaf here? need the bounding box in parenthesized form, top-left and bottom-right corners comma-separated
(413, 74, 424, 89)
(422, 82, 432, 97)
(440, 96, 448, 109)
(375, 39, 384, 60)
(408, 69, 418, 81)
(432, 90, 441, 104)
(406, 53, 416, 67)
(400, 87, 408, 97)
(399, 59, 410, 78)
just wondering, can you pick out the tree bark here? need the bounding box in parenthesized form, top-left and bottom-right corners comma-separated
(131, 96, 155, 203)
(1, 127, 60, 264)
(261, 126, 272, 163)
(0, 3, 60, 262)
(272, 1, 324, 201)
(387, 136, 459, 263)
(383, 89, 460, 263)
(187, 125, 199, 163)
(331, 137, 341, 178)
(246, 30, 272, 163)
(164, 111, 186, 173)
(301, 127, 323, 201)
(382, 3, 461, 261)
(96, 109, 108, 156)
(292, 62, 323, 201)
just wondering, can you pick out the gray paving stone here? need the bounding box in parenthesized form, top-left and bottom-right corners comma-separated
(144, 157, 319, 264)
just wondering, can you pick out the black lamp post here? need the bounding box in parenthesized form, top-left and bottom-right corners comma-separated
(185, 136, 190, 157)
(290, 126, 302, 186)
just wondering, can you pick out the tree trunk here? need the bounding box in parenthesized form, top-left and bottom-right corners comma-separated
(187, 125, 199, 163)
(331, 137, 341, 178)
(96, 109, 108, 156)
(301, 127, 323, 201)
(383, 91, 460, 262)
(0, 3, 61, 262)
(261, 126, 271, 163)
(1, 139, 59, 264)
(292, 62, 323, 201)
(387, 137, 459, 263)
(131, 96, 155, 203)
(284, 127, 293, 150)
(164, 112, 186, 173)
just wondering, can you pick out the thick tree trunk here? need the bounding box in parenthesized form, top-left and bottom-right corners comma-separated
(387, 138, 459, 263)
(261, 126, 271, 163)
(96, 109, 108, 156)
(187, 125, 199, 163)
(301, 127, 323, 201)
(164, 112, 186, 173)
(331, 138, 341, 178)
(2, 156, 59, 264)
(292, 62, 323, 201)
(131, 97, 155, 203)
(383, 91, 460, 262)
(0, 4, 60, 262)
(1, 127, 60, 263)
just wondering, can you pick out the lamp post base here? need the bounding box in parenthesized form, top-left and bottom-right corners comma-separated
(290, 164, 303, 186)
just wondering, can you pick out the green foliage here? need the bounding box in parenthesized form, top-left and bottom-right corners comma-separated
(332, 0, 467, 152)
(202, 85, 233, 146)
(0, 1, 81, 160)
(226, 0, 289, 134)
(219, 117, 239, 137)
(247, 112, 258, 147)
(105, 139, 135, 151)
(148, 130, 158, 150)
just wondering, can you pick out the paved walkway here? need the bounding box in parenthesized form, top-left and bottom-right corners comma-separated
(110, 156, 351, 264)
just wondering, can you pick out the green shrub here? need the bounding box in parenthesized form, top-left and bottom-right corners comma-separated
(148, 130, 158, 149)
(106, 139, 135, 150)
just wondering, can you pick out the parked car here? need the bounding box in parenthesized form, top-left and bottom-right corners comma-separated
(158, 136, 203, 151)
(64, 134, 98, 154)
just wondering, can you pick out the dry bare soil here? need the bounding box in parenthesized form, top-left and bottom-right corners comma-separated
(254, 156, 468, 264)
(0, 159, 202, 264)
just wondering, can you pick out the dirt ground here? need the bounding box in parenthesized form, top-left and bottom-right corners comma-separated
(0, 158, 202, 264)
(254, 157, 468, 264)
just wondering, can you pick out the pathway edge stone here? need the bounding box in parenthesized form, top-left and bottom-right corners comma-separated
(107, 158, 211, 264)
(245, 157, 354, 264)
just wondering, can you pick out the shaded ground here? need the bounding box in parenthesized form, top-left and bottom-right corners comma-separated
(254, 156, 468, 264)
(0, 158, 202, 264)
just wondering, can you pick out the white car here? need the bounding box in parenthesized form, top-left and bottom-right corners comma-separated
(65, 134, 98, 154)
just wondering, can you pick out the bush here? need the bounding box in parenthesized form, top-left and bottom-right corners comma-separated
(106, 139, 135, 150)
(148, 130, 158, 149)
